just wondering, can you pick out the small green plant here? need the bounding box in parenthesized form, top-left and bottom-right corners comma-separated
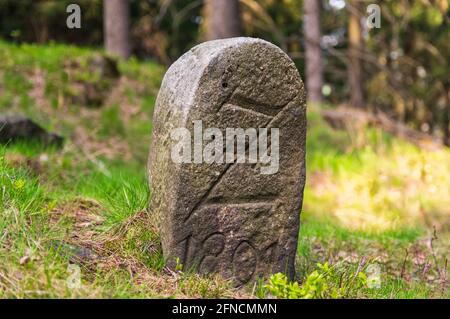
(175, 257, 183, 272)
(265, 262, 368, 299)
(264, 273, 304, 299)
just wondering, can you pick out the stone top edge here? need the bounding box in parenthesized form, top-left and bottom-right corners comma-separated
(188, 37, 289, 60)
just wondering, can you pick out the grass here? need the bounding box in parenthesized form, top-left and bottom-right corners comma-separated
(0, 41, 448, 298)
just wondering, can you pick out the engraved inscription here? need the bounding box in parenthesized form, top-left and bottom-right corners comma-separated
(148, 38, 306, 284)
(232, 241, 257, 283)
(199, 233, 225, 274)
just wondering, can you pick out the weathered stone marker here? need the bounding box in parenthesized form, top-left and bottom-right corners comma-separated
(148, 38, 306, 284)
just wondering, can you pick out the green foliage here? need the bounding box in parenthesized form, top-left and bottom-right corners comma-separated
(264, 273, 304, 299)
(265, 262, 368, 299)
(72, 166, 149, 227)
(0, 153, 46, 216)
(175, 257, 183, 272)
(99, 105, 125, 138)
(305, 105, 450, 233)
(366, 0, 450, 138)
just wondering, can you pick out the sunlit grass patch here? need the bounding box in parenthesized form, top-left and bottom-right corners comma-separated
(70, 164, 149, 227)
(300, 106, 449, 298)
(0, 152, 233, 298)
(296, 217, 448, 299)
(0, 40, 162, 163)
(305, 108, 450, 232)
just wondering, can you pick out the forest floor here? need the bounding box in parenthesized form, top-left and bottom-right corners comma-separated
(0, 41, 448, 298)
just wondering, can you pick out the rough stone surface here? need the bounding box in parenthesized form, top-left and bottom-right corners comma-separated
(148, 38, 306, 284)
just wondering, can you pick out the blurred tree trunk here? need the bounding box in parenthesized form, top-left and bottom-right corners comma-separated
(444, 85, 450, 147)
(205, 0, 242, 40)
(303, 0, 323, 104)
(348, 0, 364, 108)
(103, 0, 131, 59)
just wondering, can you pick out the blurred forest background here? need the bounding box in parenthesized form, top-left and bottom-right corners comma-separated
(0, 0, 448, 298)
(1, 0, 449, 145)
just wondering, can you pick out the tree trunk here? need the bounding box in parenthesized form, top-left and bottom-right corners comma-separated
(348, 0, 364, 108)
(303, 0, 324, 104)
(444, 86, 450, 147)
(103, 0, 131, 59)
(205, 0, 242, 40)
